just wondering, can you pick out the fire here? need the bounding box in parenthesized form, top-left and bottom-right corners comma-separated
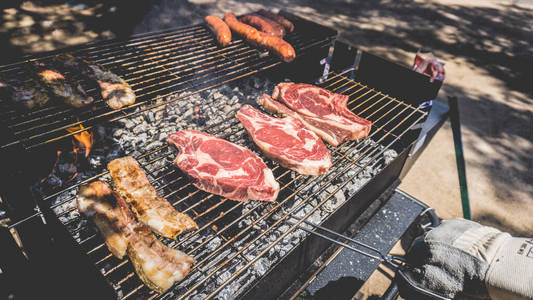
(66, 123, 94, 158)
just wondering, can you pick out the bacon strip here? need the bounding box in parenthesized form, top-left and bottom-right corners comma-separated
(77, 181, 194, 293)
(107, 156, 198, 239)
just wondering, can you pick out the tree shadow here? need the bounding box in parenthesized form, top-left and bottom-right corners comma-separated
(0, 0, 156, 62)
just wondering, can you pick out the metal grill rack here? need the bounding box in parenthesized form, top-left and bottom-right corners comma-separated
(0, 15, 335, 150)
(6, 70, 427, 299)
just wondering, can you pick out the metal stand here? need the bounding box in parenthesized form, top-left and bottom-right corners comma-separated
(448, 96, 471, 220)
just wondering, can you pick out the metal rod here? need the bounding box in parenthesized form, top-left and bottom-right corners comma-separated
(448, 96, 471, 220)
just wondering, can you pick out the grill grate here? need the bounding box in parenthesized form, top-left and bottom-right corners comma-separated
(9, 71, 427, 299)
(0, 16, 335, 151)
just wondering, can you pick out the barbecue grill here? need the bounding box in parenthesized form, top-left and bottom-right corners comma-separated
(0, 11, 443, 300)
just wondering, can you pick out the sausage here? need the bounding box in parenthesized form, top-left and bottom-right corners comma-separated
(239, 14, 284, 38)
(224, 12, 295, 63)
(205, 15, 232, 47)
(257, 9, 294, 32)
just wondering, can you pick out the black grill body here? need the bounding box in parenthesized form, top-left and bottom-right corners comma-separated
(0, 14, 442, 300)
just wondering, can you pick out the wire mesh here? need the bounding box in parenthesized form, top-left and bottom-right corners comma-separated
(0, 16, 335, 150)
(25, 71, 428, 300)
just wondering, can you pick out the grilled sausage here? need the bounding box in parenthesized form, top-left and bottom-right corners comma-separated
(239, 14, 283, 37)
(205, 15, 232, 47)
(261, 15, 286, 37)
(224, 12, 295, 63)
(257, 9, 294, 32)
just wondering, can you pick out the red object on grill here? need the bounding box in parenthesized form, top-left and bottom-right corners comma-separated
(167, 130, 280, 202)
(237, 104, 331, 176)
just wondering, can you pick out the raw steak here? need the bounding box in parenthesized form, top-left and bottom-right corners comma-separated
(269, 82, 372, 146)
(237, 104, 331, 175)
(167, 130, 279, 202)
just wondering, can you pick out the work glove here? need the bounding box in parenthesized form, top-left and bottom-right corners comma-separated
(399, 218, 533, 300)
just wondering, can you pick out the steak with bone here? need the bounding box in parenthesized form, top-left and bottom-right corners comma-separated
(77, 181, 194, 293)
(263, 83, 372, 146)
(167, 130, 279, 202)
(108, 156, 198, 239)
(237, 104, 331, 175)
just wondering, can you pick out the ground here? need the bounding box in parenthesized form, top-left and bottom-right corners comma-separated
(1, 0, 532, 298)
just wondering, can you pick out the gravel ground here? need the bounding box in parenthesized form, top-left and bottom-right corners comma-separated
(2, 0, 532, 298)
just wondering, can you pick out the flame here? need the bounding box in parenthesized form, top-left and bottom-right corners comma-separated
(66, 123, 94, 158)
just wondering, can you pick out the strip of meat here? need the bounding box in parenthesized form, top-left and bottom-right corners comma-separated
(54, 54, 135, 109)
(205, 15, 232, 47)
(257, 9, 294, 32)
(239, 14, 284, 38)
(224, 12, 295, 63)
(77, 181, 194, 293)
(167, 130, 279, 202)
(107, 156, 198, 239)
(0, 75, 50, 109)
(77, 181, 129, 259)
(270, 83, 372, 145)
(237, 104, 331, 175)
(34, 60, 94, 108)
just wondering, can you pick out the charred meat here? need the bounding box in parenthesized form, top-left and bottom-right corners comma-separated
(34, 60, 94, 108)
(0, 76, 50, 110)
(55, 54, 135, 109)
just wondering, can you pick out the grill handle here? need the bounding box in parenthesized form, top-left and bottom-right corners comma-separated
(289, 212, 451, 300)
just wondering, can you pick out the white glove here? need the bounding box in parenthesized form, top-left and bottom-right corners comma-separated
(402, 218, 533, 300)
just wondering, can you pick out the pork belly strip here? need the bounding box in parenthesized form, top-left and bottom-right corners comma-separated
(77, 181, 129, 259)
(54, 54, 135, 109)
(271, 83, 372, 145)
(167, 130, 279, 202)
(77, 181, 194, 293)
(107, 157, 198, 239)
(237, 104, 331, 175)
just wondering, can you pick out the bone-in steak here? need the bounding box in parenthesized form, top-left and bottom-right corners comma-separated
(237, 104, 331, 175)
(270, 83, 372, 146)
(167, 130, 279, 202)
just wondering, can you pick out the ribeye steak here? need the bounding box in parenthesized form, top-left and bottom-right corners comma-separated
(237, 104, 331, 175)
(167, 130, 279, 202)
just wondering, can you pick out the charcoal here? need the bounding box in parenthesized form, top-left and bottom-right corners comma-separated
(34, 74, 402, 300)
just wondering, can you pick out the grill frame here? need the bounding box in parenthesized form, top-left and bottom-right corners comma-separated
(31, 70, 426, 300)
(0, 14, 445, 300)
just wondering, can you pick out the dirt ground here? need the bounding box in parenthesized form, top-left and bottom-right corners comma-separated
(1, 0, 532, 298)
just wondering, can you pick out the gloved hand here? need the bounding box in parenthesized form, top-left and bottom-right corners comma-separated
(399, 218, 533, 300)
